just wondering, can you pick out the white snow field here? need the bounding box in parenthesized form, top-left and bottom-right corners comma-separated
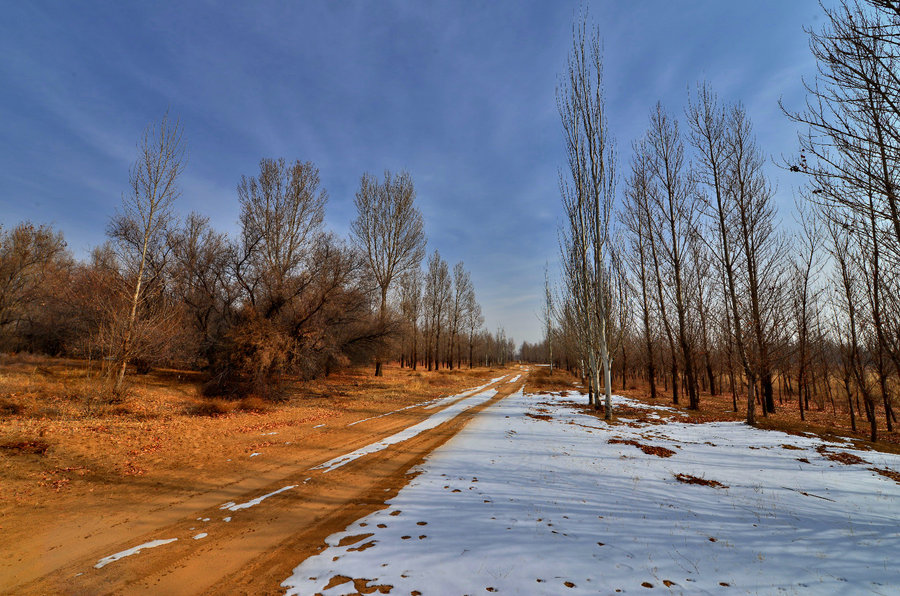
(283, 388, 900, 595)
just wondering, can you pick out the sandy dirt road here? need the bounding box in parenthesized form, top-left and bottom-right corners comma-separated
(8, 370, 526, 595)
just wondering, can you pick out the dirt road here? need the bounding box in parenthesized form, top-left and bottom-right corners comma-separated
(7, 370, 525, 595)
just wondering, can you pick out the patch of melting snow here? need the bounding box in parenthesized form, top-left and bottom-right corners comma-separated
(222, 485, 297, 512)
(282, 389, 900, 595)
(193, 533, 208, 540)
(313, 389, 499, 473)
(94, 538, 178, 569)
(422, 376, 507, 410)
(223, 517, 232, 522)
(249, 452, 260, 457)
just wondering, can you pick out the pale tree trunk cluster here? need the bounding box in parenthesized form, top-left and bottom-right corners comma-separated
(556, 14, 627, 419)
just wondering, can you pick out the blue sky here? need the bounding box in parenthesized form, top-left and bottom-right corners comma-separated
(0, 1, 830, 344)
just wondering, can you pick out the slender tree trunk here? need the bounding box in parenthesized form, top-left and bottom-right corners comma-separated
(115, 225, 153, 393)
(375, 286, 387, 376)
(670, 359, 679, 406)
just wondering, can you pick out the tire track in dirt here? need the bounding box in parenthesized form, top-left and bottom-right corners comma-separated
(14, 371, 527, 595)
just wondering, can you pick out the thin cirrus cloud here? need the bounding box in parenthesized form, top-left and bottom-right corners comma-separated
(1, 1, 831, 344)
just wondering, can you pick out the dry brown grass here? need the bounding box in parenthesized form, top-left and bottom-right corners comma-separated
(608, 438, 676, 458)
(0, 354, 506, 518)
(525, 366, 581, 394)
(674, 473, 728, 488)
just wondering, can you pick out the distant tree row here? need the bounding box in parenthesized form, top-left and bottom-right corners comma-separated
(0, 116, 511, 398)
(540, 0, 899, 441)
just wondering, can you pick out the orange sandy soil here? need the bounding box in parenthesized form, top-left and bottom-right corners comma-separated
(578, 374, 900, 455)
(0, 354, 523, 595)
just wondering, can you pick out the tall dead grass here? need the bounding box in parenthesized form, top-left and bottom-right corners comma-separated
(525, 366, 582, 394)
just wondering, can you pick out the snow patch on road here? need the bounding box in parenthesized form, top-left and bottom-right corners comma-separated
(313, 389, 499, 473)
(222, 485, 296, 512)
(94, 538, 178, 569)
(422, 376, 506, 410)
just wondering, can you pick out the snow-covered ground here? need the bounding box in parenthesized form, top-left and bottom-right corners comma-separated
(283, 388, 900, 595)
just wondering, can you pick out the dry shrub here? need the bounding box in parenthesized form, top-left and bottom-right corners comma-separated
(0, 439, 50, 455)
(526, 367, 580, 393)
(236, 396, 269, 413)
(0, 398, 25, 416)
(203, 309, 292, 401)
(185, 399, 232, 417)
(106, 404, 134, 417)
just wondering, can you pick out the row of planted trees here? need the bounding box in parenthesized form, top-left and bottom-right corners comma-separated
(541, 0, 900, 441)
(0, 116, 508, 399)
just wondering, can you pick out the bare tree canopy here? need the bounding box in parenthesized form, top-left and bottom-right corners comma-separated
(236, 157, 327, 315)
(557, 11, 622, 419)
(351, 169, 426, 376)
(108, 112, 185, 392)
(0, 223, 67, 330)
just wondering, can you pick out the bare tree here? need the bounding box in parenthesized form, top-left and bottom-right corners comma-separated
(726, 104, 787, 416)
(622, 161, 658, 400)
(631, 140, 682, 405)
(789, 201, 825, 421)
(543, 264, 555, 374)
(0, 223, 67, 345)
(557, 12, 619, 418)
(169, 213, 235, 365)
(235, 157, 327, 317)
(351, 170, 426, 376)
(398, 268, 423, 369)
(645, 103, 701, 409)
(785, 0, 900, 257)
(449, 262, 473, 369)
(688, 86, 786, 423)
(108, 113, 185, 392)
(827, 214, 879, 440)
(423, 250, 451, 371)
(464, 286, 484, 368)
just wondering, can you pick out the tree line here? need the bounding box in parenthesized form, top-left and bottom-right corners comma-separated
(537, 0, 900, 441)
(0, 115, 510, 398)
